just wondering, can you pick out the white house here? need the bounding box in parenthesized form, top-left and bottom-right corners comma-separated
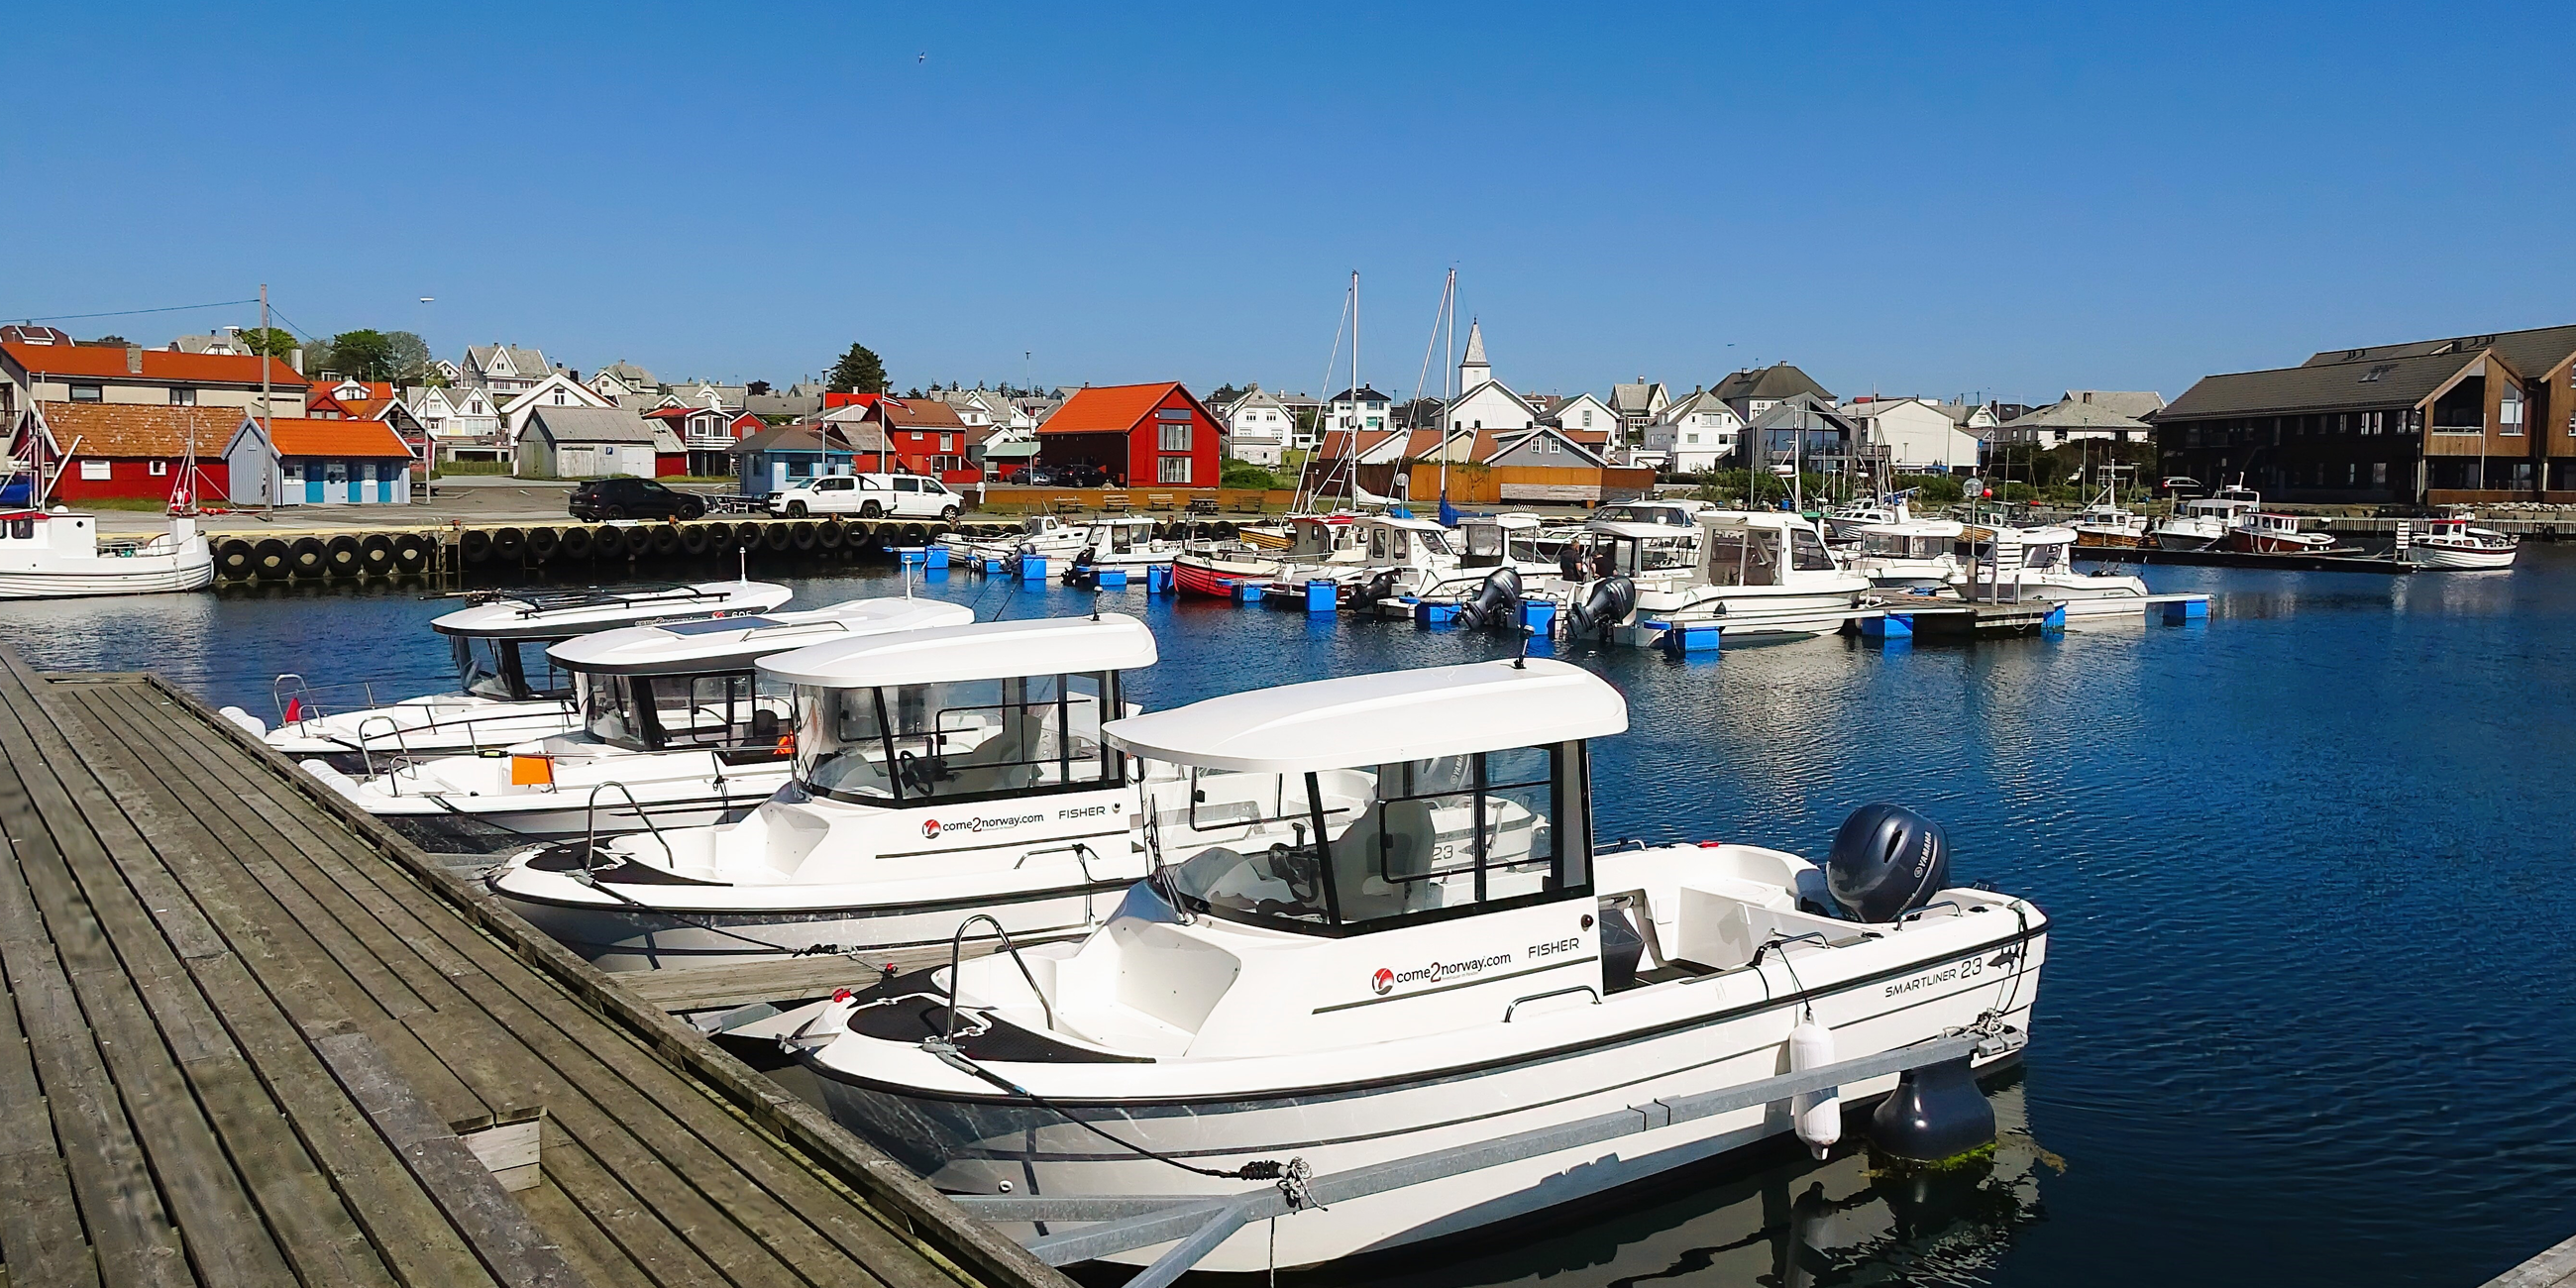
(1545, 391, 1620, 440)
(1991, 390, 2161, 447)
(1443, 322, 1538, 435)
(1222, 388, 1294, 466)
(407, 384, 504, 461)
(499, 372, 615, 445)
(1839, 396, 1983, 472)
(460, 343, 553, 394)
(1642, 389, 1745, 474)
(1609, 377, 1670, 446)
(589, 360, 657, 401)
(1324, 385, 1395, 438)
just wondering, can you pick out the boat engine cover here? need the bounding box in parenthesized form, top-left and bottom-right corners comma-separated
(1568, 576, 1636, 635)
(1456, 567, 1521, 630)
(1824, 803, 1948, 922)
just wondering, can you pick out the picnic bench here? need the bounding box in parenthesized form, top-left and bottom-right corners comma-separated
(1187, 495, 1222, 516)
(1145, 493, 1178, 511)
(1100, 493, 1131, 513)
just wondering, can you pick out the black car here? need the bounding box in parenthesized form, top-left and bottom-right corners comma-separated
(569, 477, 706, 520)
(1024, 462, 1112, 488)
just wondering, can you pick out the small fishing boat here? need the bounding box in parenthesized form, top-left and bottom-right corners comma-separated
(2150, 487, 2260, 551)
(1846, 517, 1966, 591)
(1059, 516, 1183, 583)
(0, 508, 214, 598)
(1172, 515, 1360, 597)
(221, 580, 793, 771)
(1322, 514, 1554, 610)
(2409, 514, 2519, 570)
(303, 596, 971, 840)
(486, 614, 1268, 970)
(1955, 526, 2152, 617)
(2067, 483, 2150, 549)
(940, 514, 1088, 563)
(2225, 510, 2335, 555)
(785, 659, 2045, 1271)
(1822, 495, 1906, 540)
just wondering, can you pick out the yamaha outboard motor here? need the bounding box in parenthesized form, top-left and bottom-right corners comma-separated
(1566, 576, 1636, 637)
(1455, 567, 1521, 631)
(1356, 569, 1399, 610)
(1823, 804, 1950, 923)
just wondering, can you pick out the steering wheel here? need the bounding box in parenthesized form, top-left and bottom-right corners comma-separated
(1265, 842, 1323, 905)
(897, 749, 950, 794)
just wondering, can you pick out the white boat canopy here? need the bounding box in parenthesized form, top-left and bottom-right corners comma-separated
(430, 581, 793, 640)
(759, 613, 1158, 688)
(547, 598, 971, 676)
(1105, 659, 1627, 774)
(1860, 518, 1966, 538)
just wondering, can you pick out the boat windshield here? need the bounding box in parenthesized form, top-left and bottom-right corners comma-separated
(1163, 742, 1590, 936)
(2022, 541, 2064, 570)
(452, 635, 574, 701)
(795, 671, 1123, 805)
(1789, 526, 1836, 571)
(582, 669, 787, 752)
(1704, 529, 1782, 587)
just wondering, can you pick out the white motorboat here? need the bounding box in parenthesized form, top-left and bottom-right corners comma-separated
(1954, 526, 2151, 618)
(2067, 482, 2149, 549)
(487, 614, 1297, 970)
(2225, 510, 2336, 555)
(1823, 495, 1907, 540)
(1325, 514, 1556, 610)
(1060, 516, 1184, 581)
(941, 514, 1089, 563)
(1173, 515, 1363, 598)
(2150, 487, 2259, 551)
(0, 508, 214, 598)
(2408, 515, 2519, 570)
(221, 580, 794, 770)
(302, 596, 971, 840)
(786, 659, 2046, 1271)
(1550, 510, 1877, 645)
(1846, 518, 1966, 592)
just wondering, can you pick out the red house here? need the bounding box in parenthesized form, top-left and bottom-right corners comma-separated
(1036, 382, 1220, 488)
(19, 402, 234, 502)
(841, 396, 986, 484)
(643, 404, 765, 476)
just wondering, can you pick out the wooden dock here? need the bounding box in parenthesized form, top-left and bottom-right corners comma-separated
(2487, 1233, 2576, 1287)
(0, 643, 1065, 1288)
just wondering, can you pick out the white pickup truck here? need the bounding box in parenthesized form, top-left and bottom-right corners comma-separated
(766, 473, 964, 520)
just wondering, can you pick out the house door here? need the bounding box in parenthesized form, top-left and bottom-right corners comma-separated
(326, 461, 352, 502)
(281, 459, 304, 504)
(771, 461, 788, 493)
(305, 462, 326, 503)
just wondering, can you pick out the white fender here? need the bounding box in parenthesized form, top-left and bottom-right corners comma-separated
(218, 705, 268, 736)
(1788, 1017, 1839, 1159)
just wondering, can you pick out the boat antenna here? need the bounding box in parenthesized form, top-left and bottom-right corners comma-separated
(738, 543, 749, 585)
(1089, 587, 1101, 621)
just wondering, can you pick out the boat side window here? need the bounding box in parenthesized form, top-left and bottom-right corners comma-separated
(1788, 526, 1835, 571)
(1463, 525, 1505, 560)
(1706, 529, 1776, 586)
(581, 672, 650, 750)
(513, 640, 574, 699)
(797, 672, 1124, 805)
(1415, 527, 1450, 557)
(1639, 535, 1696, 572)
(5, 517, 28, 540)
(639, 670, 774, 750)
(2024, 542, 2062, 570)
(1369, 527, 1390, 561)
(454, 636, 517, 700)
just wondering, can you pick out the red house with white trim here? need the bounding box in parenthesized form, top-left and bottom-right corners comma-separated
(16, 402, 235, 502)
(1035, 382, 1221, 488)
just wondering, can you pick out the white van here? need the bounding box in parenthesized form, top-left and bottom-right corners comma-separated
(767, 473, 964, 520)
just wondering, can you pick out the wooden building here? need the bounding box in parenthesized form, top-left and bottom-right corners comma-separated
(2156, 324, 2576, 505)
(1034, 382, 1220, 488)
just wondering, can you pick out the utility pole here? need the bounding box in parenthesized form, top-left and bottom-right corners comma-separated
(260, 283, 274, 505)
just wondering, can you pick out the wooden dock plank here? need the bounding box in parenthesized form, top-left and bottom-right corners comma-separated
(2488, 1233, 2576, 1288)
(8, 652, 1060, 1288)
(0, 972, 103, 1288)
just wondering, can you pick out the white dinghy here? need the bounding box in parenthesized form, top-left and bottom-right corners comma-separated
(488, 614, 1261, 969)
(222, 580, 793, 770)
(304, 596, 971, 842)
(788, 659, 2047, 1272)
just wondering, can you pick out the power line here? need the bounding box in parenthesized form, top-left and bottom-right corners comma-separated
(8, 298, 260, 325)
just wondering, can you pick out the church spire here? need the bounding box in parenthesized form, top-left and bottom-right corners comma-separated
(1458, 317, 1491, 392)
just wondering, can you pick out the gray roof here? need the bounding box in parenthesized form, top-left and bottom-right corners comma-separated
(1713, 364, 1833, 405)
(1742, 392, 1853, 431)
(731, 424, 851, 455)
(1999, 398, 2153, 432)
(1930, 399, 1986, 426)
(596, 359, 656, 386)
(523, 405, 661, 446)
(2300, 322, 2576, 382)
(1609, 380, 1664, 413)
(465, 343, 549, 377)
(743, 392, 823, 417)
(2057, 389, 2165, 419)
(2159, 350, 2483, 421)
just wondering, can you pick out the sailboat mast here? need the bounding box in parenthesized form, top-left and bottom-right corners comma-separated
(1345, 270, 1359, 508)
(1440, 268, 1454, 503)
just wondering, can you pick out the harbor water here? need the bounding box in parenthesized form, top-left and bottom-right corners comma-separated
(3, 549, 2570, 1286)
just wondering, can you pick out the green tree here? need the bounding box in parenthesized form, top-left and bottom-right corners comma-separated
(1211, 382, 1241, 404)
(382, 330, 432, 380)
(825, 343, 887, 394)
(327, 329, 399, 380)
(238, 327, 298, 359)
(80, 334, 132, 347)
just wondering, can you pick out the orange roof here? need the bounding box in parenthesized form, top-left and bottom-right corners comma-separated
(35, 401, 239, 457)
(2, 341, 302, 386)
(260, 416, 413, 458)
(1035, 382, 1190, 435)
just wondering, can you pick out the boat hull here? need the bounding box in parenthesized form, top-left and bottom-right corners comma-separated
(2413, 543, 2517, 570)
(806, 929, 2044, 1270)
(0, 556, 215, 598)
(493, 877, 1128, 971)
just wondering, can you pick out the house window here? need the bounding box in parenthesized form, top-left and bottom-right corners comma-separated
(552, 391, 567, 404)
(150, 460, 168, 477)
(941, 433, 955, 452)
(1158, 421, 1191, 451)
(168, 386, 197, 406)
(69, 383, 102, 402)
(80, 460, 110, 480)
(2502, 388, 2525, 435)
(1158, 456, 1191, 483)
(1582, 409, 1593, 427)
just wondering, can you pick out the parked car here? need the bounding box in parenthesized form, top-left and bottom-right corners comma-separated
(568, 477, 706, 520)
(1023, 462, 1111, 488)
(766, 473, 963, 520)
(2158, 476, 2205, 499)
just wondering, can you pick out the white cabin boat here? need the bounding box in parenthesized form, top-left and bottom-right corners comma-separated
(487, 615, 1298, 970)
(1329, 514, 1554, 608)
(940, 515, 1088, 562)
(1060, 516, 1184, 580)
(0, 508, 214, 598)
(2225, 510, 2335, 555)
(2067, 483, 2149, 549)
(1846, 518, 1966, 591)
(1823, 495, 1907, 540)
(2409, 515, 2518, 569)
(1551, 511, 1877, 645)
(221, 580, 794, 769)
(304, 597, 971, 840)
(2150, 487, 2260, 551)
(1955, 526, 2151, 618)
(787, 659, 2046, 1271)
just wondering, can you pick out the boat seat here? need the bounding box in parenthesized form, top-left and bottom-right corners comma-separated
(1330, 799, 1446, 921)
(934, 712, 1042, 797)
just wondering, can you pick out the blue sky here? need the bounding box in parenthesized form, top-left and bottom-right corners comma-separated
(10, 2, 2573, 403)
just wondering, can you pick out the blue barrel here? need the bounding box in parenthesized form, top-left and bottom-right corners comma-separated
(1097, 568, 1128, 589)
(1305, 580, 1336, 613)
(926, 546, 950, 569)
(1021, 556, 1048, 583)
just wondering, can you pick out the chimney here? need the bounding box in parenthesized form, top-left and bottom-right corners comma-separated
(288, 348, 305, 375)
(2081, 391, 2093, 404)
(125, 344, 143, 374)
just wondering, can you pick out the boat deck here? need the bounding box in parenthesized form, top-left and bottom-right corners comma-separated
(0, 643, 1062, 1288)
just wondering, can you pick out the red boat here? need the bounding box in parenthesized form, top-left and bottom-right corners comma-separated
(2225, 511, 2336, 554)
(1172, 553, 1275, 597)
